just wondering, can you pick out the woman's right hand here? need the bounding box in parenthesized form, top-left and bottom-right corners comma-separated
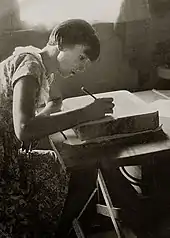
(83, 97, 115, 121)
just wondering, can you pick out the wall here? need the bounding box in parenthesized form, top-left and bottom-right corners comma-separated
(52, 22, 139, 99)
(0, 23, 139, 99)
(0, 0, 21, 32)
(0, 30, 49, 62)
(1, 1, 170, 98)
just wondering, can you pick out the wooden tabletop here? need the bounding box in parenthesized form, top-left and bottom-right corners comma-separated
(50, 90, 170, 171)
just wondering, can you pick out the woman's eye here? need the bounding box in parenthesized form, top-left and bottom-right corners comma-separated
(79, 55, 86, 61)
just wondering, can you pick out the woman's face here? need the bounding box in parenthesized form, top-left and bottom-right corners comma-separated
(57, 45, 91, 77)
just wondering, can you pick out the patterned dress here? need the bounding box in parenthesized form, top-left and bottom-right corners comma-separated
(0, 46, 70, 237)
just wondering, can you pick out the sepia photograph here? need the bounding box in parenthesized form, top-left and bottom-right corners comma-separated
(1, 0, 170, 237)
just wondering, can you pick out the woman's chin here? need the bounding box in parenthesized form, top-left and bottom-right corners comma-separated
(59, 71, 69, 78)
(61, 71, 76, 78)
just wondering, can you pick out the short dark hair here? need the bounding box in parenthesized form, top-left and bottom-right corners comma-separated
(48, 19, 100, 62)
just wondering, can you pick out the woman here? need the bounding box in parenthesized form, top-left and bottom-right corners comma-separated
(0, 19, 114, 237)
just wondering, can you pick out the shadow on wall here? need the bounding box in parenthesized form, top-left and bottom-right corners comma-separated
(149, 0, 170, 16)
(112, 0, 170, 91)
(0, 0, 21, 32)
(114, 0, 153, 89)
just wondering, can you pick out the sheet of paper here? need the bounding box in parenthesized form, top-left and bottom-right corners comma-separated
(63, 90, 158, 127)
(149, 99, 170, 118)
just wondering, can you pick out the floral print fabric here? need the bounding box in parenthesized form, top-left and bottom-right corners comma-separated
(0, 47, 70, 237)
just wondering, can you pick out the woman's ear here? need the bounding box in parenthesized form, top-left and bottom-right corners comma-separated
(58, 44, 63, 51)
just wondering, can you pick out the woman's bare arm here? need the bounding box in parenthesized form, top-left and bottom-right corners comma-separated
(36, 98, 63, 116)
(13, 76, 88, 143)
(13, 75, 114, 144)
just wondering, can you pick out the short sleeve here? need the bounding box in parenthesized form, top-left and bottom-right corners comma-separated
(11, 53, 43, 88)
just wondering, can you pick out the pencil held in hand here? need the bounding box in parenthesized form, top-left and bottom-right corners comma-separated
(80, 90, 114, 122)
(81, 87, 97, 100)
(86, 98, 114, 120)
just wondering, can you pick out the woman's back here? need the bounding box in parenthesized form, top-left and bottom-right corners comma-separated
(0, 47, 69, 237)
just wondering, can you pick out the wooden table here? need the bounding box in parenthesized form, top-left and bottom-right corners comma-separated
(50, 90, 170, 238)
(50, 90, 170, 171)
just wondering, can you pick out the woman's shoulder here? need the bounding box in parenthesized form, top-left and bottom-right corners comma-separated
(12, 46, 44, 70)
(5, 46, 46, 88)
(0, 46, 45, 79)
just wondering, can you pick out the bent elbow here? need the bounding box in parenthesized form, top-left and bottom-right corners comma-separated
(14, 123, 32, 142)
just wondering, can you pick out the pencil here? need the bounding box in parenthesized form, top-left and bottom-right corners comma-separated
(152, 89, 170, 100)
(81, 87, 97, 100)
